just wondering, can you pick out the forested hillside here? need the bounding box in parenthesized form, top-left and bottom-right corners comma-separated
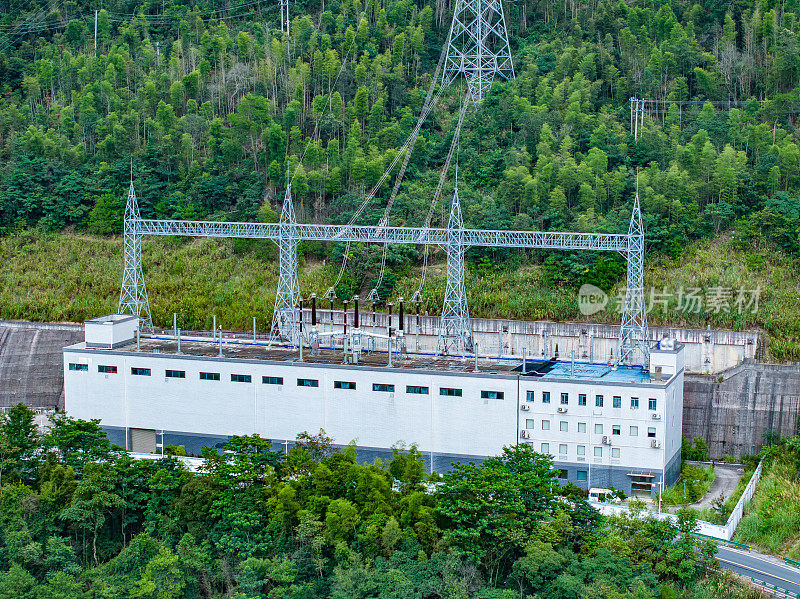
(1, 0, 799, 346)
(0, 404, 768, 598)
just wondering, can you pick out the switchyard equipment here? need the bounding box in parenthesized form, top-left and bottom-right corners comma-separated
(117, 0, 649, 366)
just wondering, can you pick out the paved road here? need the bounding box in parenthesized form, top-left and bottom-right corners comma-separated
(717, 545, 800, 596)
(692, 463, 745, 509)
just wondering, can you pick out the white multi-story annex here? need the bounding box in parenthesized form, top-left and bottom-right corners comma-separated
(64, 315, 684, 496)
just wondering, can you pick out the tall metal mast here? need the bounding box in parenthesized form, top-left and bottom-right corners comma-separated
(270, 186, 302, 345)
(443, 0, 514, 102)
(436, 187, 473, 354)
(118, 164, 153, 329)
(617, 181, 649, 366)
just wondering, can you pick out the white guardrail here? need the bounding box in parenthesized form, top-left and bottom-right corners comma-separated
(590, 461, 763, 541)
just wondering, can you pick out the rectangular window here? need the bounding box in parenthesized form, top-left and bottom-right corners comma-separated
(200, 372, 220, 381)
(406, 385, 429, 395)
(231, 374, 251, 383)
(263, 376, 284, 385)
(334, 381, 356, 390)
(374, 383, 395, 392)
(525, 419, 535, 429)
(613, 396, 621, 408)
(558, 469, 568, 479)
(631, 397, 639, 409)
(647, 427, 656, 438)
(131, 367, 151, 376)
(440, 387, 462, 397)
(165, 370, 185, 378)
(594, 446, 603, 457)
(594, 423, 603, 434)
(560, 393, 569, 405)
(559, 444, 568, 455)
(577, 470, 588, 481)
(630, 426, 638, 436)
(542, 420, 551, 431)
(612, 448, 621, 458)
(595, 395, 604, 407)
(526, 390, 535, 402)
(577, 445, 586, 456)
(578, 394, 586, 406)
(649, 398, 658, 411)
(542, 391, 550, 404)
(560, 421, 568, 432)
(612, 425, 620, 435)
(69, 363, 88, 371)
(481, 390, 504, 399)
(298, 378, 319, 387)
(578, 422, 587, 433)
(98, 365, 117, 374)
(541, 443, 550, 454)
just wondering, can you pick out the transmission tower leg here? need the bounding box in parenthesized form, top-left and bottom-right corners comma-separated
(436, 188, 473, 355)
(118, 180, 153, 330)
(270, 188, 301, 345)
(443, 0, 514, 102)
(618, 189, 649, 367)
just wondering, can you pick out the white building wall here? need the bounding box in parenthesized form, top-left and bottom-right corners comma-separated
(64, 342, 684, 490)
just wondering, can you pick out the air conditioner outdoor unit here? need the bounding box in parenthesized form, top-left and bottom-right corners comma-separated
(520, 430, 530, 439)
(521, 404, 530, 411)
(557, 407, 567, 413)
(651, 440, 661, 448)
(652, 413, 662, 420)
(602, 436, 608, 444)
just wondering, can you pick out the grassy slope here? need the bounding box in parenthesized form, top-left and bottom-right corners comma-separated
(2, 231, 799, 359)
(735, 460, 800, 560)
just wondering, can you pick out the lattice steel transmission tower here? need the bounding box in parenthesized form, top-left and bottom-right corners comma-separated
(118, 172, 153, 329)
(443, 0, 514, 102)
(436, 187, 474, 354)
(270, 186, 301, 344)
(617, 186, 649, 366)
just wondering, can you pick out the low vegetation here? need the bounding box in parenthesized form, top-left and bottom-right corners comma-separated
(0, 403, 763, 598)
(661, 464, 715, 506)
(735, 436, 800, 560)
(2, 231, 800, 359)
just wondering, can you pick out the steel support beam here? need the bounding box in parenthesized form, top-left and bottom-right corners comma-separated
(270, 187, 301, 345)
(437, 188, 473, 355)
(118, 179, 153, 329)
(617, 190, 649, 366)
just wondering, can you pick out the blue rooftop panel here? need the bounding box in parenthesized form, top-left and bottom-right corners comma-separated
(515, 359, 650, 384)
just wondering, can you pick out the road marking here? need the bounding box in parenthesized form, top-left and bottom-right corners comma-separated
(717, 557, 800, 587)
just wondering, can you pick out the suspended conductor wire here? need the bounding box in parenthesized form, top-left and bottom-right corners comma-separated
(415, 85, 469, 300)
(327, 47, 447, 297)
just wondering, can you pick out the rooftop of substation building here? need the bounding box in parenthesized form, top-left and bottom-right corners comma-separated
(69, 334, 655, 383)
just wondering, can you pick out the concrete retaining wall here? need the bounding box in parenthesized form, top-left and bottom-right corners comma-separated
(0, 321, 83, 410)
(297, 309, 760, 374)
(684, 363, 800, 458)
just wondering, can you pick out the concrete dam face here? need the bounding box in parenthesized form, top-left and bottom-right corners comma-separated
(0, 318, 795, 459)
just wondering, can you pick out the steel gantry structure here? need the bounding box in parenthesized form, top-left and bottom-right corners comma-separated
(119, 181, 650, 367)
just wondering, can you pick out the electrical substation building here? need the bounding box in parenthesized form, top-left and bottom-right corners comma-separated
(64, 315, 683, 496)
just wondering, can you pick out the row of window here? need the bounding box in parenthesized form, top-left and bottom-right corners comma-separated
(72, 364, 488, 398)
(525, 419, 657, 437)
(530, 391, 658, 411)
(527, 441, 622, 459)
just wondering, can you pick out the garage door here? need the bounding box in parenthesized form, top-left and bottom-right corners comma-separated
(130, 428, 156, 453)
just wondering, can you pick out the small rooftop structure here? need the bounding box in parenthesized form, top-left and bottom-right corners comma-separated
(84, 315, 139, 349)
